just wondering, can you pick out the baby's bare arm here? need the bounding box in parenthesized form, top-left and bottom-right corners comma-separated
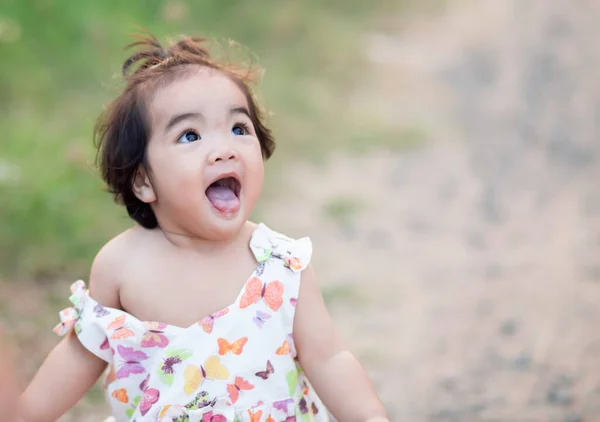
(19, 238, 124, 421)
(19, 332, 108, 421)
(294, 266, 389, 422)
(0, 332, 22, 420)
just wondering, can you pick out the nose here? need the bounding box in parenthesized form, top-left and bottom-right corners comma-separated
(207, 143, 238, 165)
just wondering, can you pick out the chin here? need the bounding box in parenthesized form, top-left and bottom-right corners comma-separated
(203, 220, 246, 241)
(200, 204, 249, 241)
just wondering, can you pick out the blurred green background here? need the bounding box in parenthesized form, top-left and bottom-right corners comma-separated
(0, 0, 426, 280)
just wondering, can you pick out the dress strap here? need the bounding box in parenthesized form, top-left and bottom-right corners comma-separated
(249, 223, 312, 272)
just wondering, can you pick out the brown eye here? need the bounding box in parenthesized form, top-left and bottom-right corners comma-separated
(177, 130, 201, 143)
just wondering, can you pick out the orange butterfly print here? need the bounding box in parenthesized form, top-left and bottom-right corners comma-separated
(106, 315, 135, 340)
(285, 256, 303, 271)
(276, 340, 290, 355)
(247, 409, 262, 422)
(227, 376, 254, 404)
(198, 308, 229, 334)
(302, 380, 310, 395)
(239, 277, 284, 312)
(217, 337, 248, 356)
(111, 388, 129, 403)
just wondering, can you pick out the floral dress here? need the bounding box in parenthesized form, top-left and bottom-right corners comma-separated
(53, 223, 329, 422)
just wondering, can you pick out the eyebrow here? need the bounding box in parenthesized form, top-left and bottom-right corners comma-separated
(230, 106, 251, 119)
(164, 112, 204, 134)
(163, 107, 251, 134)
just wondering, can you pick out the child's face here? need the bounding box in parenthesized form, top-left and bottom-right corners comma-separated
(139, 67, 264, 240)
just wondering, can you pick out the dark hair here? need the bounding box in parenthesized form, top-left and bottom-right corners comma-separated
(94, 33, 275, 229)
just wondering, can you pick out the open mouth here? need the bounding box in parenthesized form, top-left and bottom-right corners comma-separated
(205, 176, 242, 215)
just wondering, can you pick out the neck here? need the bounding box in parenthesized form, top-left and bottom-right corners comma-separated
(157, 221, 256, 256)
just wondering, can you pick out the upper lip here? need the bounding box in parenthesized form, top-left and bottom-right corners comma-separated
(206, 170, 242, 196)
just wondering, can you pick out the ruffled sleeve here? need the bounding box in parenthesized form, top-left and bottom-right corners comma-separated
(249, 223, 312, 272)
(53, 280, 87, 336)
(53, 280, 113, 362)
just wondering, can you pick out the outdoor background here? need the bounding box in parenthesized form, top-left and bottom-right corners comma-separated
(1, 0, 600, 421)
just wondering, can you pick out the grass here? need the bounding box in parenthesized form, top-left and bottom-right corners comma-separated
(0, 0, 422, 280)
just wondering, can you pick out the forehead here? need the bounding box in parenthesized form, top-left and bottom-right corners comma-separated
(147, 67, 249, 124)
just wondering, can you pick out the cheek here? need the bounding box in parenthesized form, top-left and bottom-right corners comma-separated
(246, 143, 265, 175)
(238, 139, 264, 181)
(147, 146, 202, 192)
(246, 154, 265, 195)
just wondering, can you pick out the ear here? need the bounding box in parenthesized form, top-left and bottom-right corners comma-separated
(132, 165, 157, 204)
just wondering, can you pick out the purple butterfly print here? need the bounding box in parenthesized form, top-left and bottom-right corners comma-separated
(254, 360, 274, 380)
(298, 398, 319, 416)
(299, 397, 308, 414)
(256, 261, 266, 276)
(139, 374, 150, 391)
(94, 303, 110, 317)
(252, 310, 271, 328)
(287, 333, 297, 357)
(161, 356, 182, 374)
(273, 397, 294, 413)
(116, 345, 148, 379)
(283, 417, 297, 422)
(290, 298, 297, 308)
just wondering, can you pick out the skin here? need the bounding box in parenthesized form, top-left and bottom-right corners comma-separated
(18, 66, 388, 421)
(0, 332, 22, 420)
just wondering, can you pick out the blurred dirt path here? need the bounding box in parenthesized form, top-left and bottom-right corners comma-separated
(262, 0, 600, 420)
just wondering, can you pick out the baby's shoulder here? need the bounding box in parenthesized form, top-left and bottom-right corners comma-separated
(88, 226, 149, 308)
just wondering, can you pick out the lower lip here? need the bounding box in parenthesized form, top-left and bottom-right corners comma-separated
(207, 198, 241, 219)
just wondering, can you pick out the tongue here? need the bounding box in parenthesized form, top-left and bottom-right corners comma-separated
(206, 185, 240, 213)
